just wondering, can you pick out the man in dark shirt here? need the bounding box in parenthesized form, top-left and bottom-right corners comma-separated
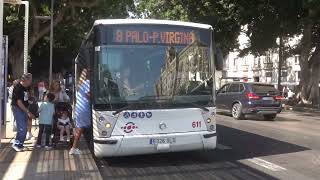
(11, 73, 35, 152)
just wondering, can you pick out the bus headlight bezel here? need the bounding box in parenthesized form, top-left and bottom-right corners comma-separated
(99, 116, 105, 122)
(101, 131, 108, 136)
(105, 122, 112, 128)
(209, 125, 216, 131)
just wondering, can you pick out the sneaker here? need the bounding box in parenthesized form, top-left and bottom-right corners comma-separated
(12, 144, 23, 152)
(25, 133, 30, 140)
(69, 148, 81, 155)
(17, 144, 25, 149)
(44, 145, 52, 150)
(35, 144, 42, 148)
(66, 138, 70, 142)
(26, 133, 34, 140)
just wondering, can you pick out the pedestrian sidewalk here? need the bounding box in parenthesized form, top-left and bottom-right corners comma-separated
(279, 107, 320, 122)
(0, 122, 103, 180)
(283, 104, 320, 113)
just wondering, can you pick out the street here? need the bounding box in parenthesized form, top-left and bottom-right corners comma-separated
(96, 112, 320, 180)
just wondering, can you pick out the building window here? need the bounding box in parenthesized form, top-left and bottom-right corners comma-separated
(295, 55, 300, 64)
(297, 71, 301, 80)
(264, 57, 272, 64)
(254, 58, 259, 65)
(281, 71, 288, 77)
(281, 59, 288, 69)
(243, 58, 248, 65)
(225, 58, 229, 70)
(281, 70, 288, 82)
(266, 72, 272, 77)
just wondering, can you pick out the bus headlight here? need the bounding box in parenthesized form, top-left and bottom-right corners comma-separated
(207, 118, 211, 123)
(105, 122, 112, 128)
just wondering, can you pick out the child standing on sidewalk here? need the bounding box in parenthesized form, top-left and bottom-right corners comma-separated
(36, 93, 55, 149)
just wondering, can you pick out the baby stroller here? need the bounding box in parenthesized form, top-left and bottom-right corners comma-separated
(51, 102, 74, 148)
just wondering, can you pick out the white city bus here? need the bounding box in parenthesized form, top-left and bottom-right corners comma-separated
(74, 19, 222, 157)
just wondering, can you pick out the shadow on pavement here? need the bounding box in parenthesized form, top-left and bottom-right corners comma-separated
(97, 123, 310, 180)
(218, 112, 301, 122)
(245, 115, 301, 122)
(216, 124, 310, 160)
(19, 142, 100, 180)
(99, 152, 278, 180)
(0, 142, 17, 180)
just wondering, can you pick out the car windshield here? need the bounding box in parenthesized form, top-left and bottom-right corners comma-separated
(252, 84, 278, 95)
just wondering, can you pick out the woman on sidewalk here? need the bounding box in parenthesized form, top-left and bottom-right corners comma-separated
(50, 80, 70, 103)
(69, 69, 91, 155)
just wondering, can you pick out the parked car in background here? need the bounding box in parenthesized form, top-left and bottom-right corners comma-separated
(216, 82, 283, 120)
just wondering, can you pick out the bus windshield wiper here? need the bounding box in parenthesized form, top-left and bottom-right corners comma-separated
(189, 102, 210, 112)
(140, 96, 210, 112)
(112, 103, 136, 115)
(173, 101, 210, 112)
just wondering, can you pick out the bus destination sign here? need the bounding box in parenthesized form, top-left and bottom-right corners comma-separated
(113, 30, 196, 45)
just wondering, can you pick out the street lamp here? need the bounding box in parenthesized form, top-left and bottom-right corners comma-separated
(0, 0, 3, 148)
(0, 0, 29, 146)
(49, 0, 54, 85)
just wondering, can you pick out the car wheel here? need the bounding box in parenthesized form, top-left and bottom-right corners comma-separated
(263, 114, 277, 120)
(232, 103, 244, 120)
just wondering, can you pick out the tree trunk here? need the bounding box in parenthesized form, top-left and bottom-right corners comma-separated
(8, 35, 25, 79)
(310, 64, 320, 107)
(9, 51, 24, 79)
(298, 19, 313, 104)
(278, 35, 283, 91)
(299, 60, 312, 104)
(309, 47, 320, 107)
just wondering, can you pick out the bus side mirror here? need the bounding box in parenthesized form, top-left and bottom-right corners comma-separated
(215, 48, 223, 71)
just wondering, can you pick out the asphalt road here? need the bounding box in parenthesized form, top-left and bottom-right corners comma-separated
(96, 112, 320, 180)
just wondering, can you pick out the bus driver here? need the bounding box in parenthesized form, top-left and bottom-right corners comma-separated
(117, 65, 144, 98)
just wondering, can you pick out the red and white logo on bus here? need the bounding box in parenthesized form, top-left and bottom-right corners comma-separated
(121, 122, 138, 133)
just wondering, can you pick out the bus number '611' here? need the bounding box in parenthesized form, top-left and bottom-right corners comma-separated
(192, 121, 201, 128)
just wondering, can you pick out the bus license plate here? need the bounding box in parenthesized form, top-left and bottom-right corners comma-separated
(149, 137, 176, 145)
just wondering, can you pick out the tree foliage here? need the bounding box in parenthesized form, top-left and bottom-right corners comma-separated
(136, 0, 320, 105)
(4, 0, 134, 79)
(136, 0, 242, 54)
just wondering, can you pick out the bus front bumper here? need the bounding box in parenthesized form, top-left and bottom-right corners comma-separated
(93, 131, 217, 157)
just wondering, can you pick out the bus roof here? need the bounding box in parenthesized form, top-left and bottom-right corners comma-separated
(94, 19, 213, 30)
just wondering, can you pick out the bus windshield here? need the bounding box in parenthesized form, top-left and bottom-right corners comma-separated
(93, 25, 214, 109)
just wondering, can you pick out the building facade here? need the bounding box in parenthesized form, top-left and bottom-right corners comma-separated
(221, 49, 301, 90)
